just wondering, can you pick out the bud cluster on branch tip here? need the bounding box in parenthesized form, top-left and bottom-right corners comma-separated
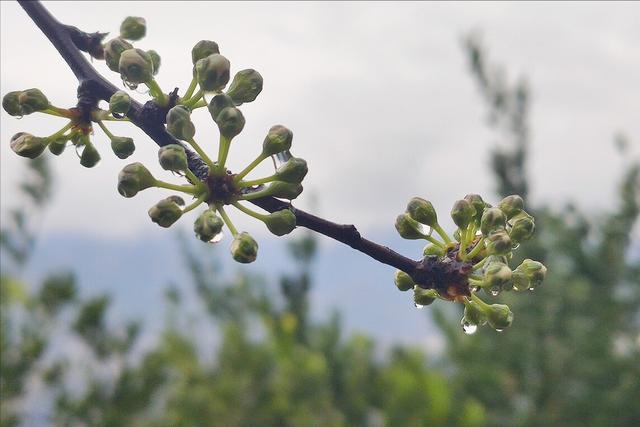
(120, 16, 146, 41)
(392, 194, 547, 333)
(149, 196, 184, 228)
(3, 89, 49, 116)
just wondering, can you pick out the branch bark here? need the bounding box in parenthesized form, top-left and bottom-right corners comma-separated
(17, 0, 429, 283)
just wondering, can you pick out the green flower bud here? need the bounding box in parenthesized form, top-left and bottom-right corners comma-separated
(451, 199, 475, 229)
(117, 162, 155, 198)
(263, 209, 296, 236)
(10, 132, 47, 158)
(3, 91, 23, 116)
(486, 229, 512, 256)
(166, 105, 195, 141)
(109, 91, 131, 114)
(414, 288, 436, 307)
(207, 94, 234, 121)
(147, 50, 161, 75)
(191, 40, 220, 65)
(119, 48, 154, 84)
(119, 16, 146, 41)
(464, 193, 486, 223)
(18, 89, 49, 114)
(510, 214, 535, 242)
(480, 207, 506, 236)
(511, 269, 529, 292)
(48, 136, 67, 156)
(195, 53, 230, 92)
(226, 69, 263, 105)
(483, 262, 512, 290)
(464, 300, 487, 326)
(158, 144, 188, 172)
(110, 136, 135, 159)
(498, 195, 524, 219)
(423, 243, 444, 257)
(104, 37, 133, 72)
(406, 197, 437, 226)
(194, 209, 224, 242)
(262, 125, 293, 156)
(516, 259, 547, 290)
(230, 232, 258, 263)
(275, 157, 308, 183)
(394, 270, 415, 292)
(395, 214, 425, 240)
(79, 142, 101, 168)
(267, 181, 303, 200)
(215, 107, 245, 139)
(486, 304, 514, 331)
(149, 196, 184, 228)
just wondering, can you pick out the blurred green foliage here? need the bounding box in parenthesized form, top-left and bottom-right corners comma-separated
(2, 37, 639, 427)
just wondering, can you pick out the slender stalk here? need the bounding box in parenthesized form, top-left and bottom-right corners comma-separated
(185, 169, 201, 184)
(181, 76, 197, 102)
(239, 175, 276, 188)
(465, 237, 485, 260)
(433, 223, 452, 244)
(96, 120, 115, 139)
(216, 204, 238, 236)
(217, 135, 231, 171)
(232, 201, 267, 221)
(234, 153, 267, 182)
(145, 79, 168, 106)
(472, 257, 488, 271)
(182, 193, 207, 214)
(186, 137, 215, 168)
(154, 180, 197, 194)
(183, 89, 203, 109)
(47, 122, 74, 140)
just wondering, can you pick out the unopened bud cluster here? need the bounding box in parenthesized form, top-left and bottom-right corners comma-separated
(393, 194, 547, 334)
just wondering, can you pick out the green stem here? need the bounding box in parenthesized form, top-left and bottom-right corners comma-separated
(190, 100, 207, 109)
(217, 135, 231, 171)
(100, 115, 130, 122)
(44, 105, 72, 118)
(182, 193, 207, 214)
(239, 175, 277, 188)
(216, 204, 238, 237)
(234, 153, 267, 182)
(47, 122, 74, 140)
(183, 89, 203, 109)
(433, 224, 452, 244)
(232, 202, 267, 221)
(423, 234, 445, 248)
(185, 169, 201, 185)
(465, 237, 486, 260)
(471, 293, 491, 309)
(146, 79, 168, 106)
(186, 137, 216, 169)
(181, 76, 198, 102)
(154, 180, 197, 194)
(239, 187, 273, 201)
(472, 257, 488, 271)
(96, 120, 115, 140)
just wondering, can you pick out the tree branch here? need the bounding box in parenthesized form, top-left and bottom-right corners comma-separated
(18, 0, 429, 283)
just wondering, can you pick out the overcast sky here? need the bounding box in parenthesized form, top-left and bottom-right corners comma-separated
(2, 1, 639, 242)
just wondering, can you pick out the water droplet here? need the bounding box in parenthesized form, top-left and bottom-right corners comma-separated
(271, 150, 292, 169)
(16, 115, 23, 120)
(461, 319, 478, 335)
(414, 302, 425, 310)
(490, 286, 501, 296)
(74, 144, 85, 158)
(528, 287, 535, 292)
(417, 223, 433, 236)
(512, 243, 520, 250)
(495, 328, 504, 333)
(208, 232, 224, 244)
(470, 286, 480, 293)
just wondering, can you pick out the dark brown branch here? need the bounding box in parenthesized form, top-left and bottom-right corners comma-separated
(18, 0, 433, 283)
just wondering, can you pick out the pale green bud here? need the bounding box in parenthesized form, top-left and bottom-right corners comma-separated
(226, 69, 263, 105)
(207, 94, 234, 121)
(119, 48, 154, 84)
(511, 269, 529, 292)
(480, 207, 506, 236)
(117, 162, 155, 198)
(464, 193, 486, 223)
(149, 196, 184, 228)
(104, 37, 133, 72)
(267, 181, 303, 200)
(275, 157, 308, 183)
(3, 91, 23, 116)
(120, 16, 146, 40)
(10, 132, 47, 158)
(464, 300, 487, 325)
(498, 195, 524, 219)
(451, 199, 475, 229)
(79, 142, 101, 168)
(110, 136, 135, 159)
(215, 107, 245, 139)
(414, 288, 436, 306)
(158, 144, 188, 172)
(166, 105, 195, 141)
(394, 270, 415, 292)
(486, 304, 514, 330)
(517, 259, 547, 289)
(486, 229, 512, 256)
(263, 209, 296, 236)
(147, 50, 161, 75)
(262, 125, 293, 156)
(194, 209, 224, 242)
(483, 262, 512, 290)
(191, 40, 220, 65)
(423, 243, 444, 257)
(395, 214, 424, 240)
(195, 53, 230, 92)
(407, 197, 437, 226)
(48, 136, 67, 156)
(510, 214, 535, 242)
(109, 91, 131, 114)
(18, 89, 49, 114)
(230, 232, 258, 263)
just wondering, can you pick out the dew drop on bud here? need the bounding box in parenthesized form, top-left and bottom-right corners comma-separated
(271, 150, 292, 170)
(528, 287, 535, 292)
(208, 232, 224, 244)
(512, 243, 520, 250)
(490, 286, 501, 296)
(414, 302, 425, 310)
(461, 319, 477, 335)
(495, 328, 504, 333)
(470, 285, 480, 293)
(416, 223, 433, 236)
